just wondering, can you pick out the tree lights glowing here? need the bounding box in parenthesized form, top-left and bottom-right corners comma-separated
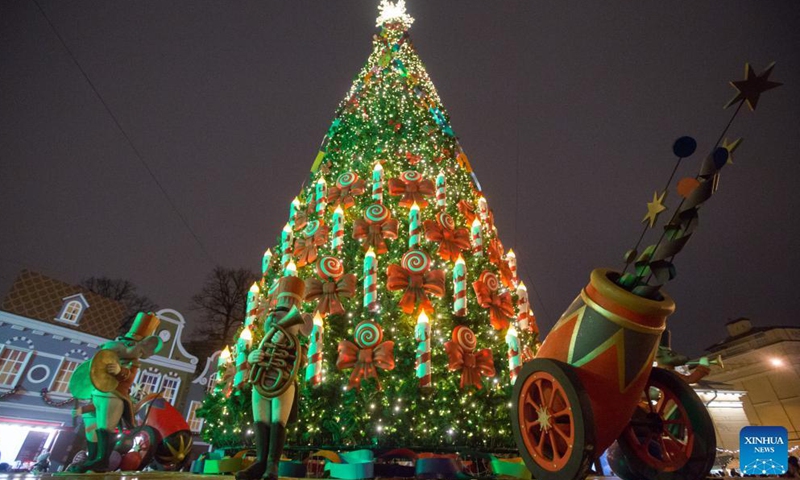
(199, 3, 540, 450)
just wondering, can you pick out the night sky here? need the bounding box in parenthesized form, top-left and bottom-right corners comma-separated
(1, 2, 798, 356)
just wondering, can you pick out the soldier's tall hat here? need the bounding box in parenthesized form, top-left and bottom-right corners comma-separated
(275, 276, 305, 311)
(122, 312, 161, 341)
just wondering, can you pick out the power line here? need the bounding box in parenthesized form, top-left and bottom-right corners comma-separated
(30, 0, 215, 265)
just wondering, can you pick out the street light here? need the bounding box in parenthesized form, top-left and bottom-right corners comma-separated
(769, 357, 784, 367)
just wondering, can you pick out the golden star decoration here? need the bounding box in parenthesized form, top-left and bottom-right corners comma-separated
(722, 137, 743, 164)
(724, 62, 782, 111)
(642, 191, 668, 228)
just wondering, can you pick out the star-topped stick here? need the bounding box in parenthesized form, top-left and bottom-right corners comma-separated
(643, 191, 668, 228)
(724, 62, 782, 111)
(618, 63, 780, 297)
(620, 136, 696, 278)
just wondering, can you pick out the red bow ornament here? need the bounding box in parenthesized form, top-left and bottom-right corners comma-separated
(444, 326, 495, 390)
(472, 271, 515, 330)
(336, 321, 395, 390)
(388, 171, 435, 208)
(498, 258, 515, 289)
(304, 256, 356, 316)
(292, 210, 308, 232)
(352, 204, 398, 254)
(294, 220, 330, 268)
(423, 212, 471, 262)
(487, 238, 504, 265)
(327, 172, 366, 211)
(458, 200, 477, 225)
(386, 250, 445, 314)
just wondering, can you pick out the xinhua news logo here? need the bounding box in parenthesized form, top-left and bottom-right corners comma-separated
(739, 426, 788, 475)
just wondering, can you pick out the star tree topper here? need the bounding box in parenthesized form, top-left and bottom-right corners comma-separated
(376, 0, 414, 28)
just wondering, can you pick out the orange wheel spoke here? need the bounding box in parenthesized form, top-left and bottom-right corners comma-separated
(537, 428, 547, 451)
(551, 408, 570, 418)
(536, 379, 546, 406)
(658, 437, 673, 462)
(552, 423, 570, 442)
(549, 430, 560, 460)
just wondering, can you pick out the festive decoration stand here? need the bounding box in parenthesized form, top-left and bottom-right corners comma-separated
(510, 63, 780, 480)
(202, 0, 541, 454)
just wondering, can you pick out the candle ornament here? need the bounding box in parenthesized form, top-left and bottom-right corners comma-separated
(262, 249, 273, 276)
(281, 223, 294, 268)
(332, 206, 345, 253)
(315, 177, 328, 217)
(506, 249, 518, 286)
(415, 311, 432, 390)
(506, 326, 521, 385)
(409, 202, 421, 249)
(305, 313, 325, 387)
(453, 255, 467, 316)
(471, 218, 483, 255)
(436, 171, 446, 209)
(516, 281, 530, 331)
(363, 247, 379, 312)
(372, 162, 384, 204)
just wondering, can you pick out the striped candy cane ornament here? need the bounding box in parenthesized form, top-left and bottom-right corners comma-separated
(409, 202, 421, 249)
(415, 311, 432, 390)
(453, 255, 467, 316)
(506, 326, 521, 384)
(305, 312, 325, 387)
(436, 171, 446, 209)
(363, 247, 379, 312)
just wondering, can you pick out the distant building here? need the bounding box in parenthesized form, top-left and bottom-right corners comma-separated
(702, 318, 800, 451)
(0, 270, 213, 471)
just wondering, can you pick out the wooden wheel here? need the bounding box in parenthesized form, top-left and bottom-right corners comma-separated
(511, 358, 595, 480)
(607, 368, 716, 480)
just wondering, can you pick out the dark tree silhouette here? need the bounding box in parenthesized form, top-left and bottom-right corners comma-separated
(80, 276, 158, 333)
(190, 266, 257, 353)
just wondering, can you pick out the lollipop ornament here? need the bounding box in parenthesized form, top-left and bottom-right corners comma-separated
(510, 63, 781, 480)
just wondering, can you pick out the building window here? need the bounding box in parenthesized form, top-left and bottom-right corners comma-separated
(137, 370, 162, 396)
(0, 347, 32, 387)
(186, 400, 204, 433)
(50, 359, 80, 394)
(206, 372, 218, 393)
(54, 294, 90, 325)
(160, 375, 181, 405)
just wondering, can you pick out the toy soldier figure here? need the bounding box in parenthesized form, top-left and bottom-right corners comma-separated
(237, 276, 312, 480)
(67, 312, 162, 473)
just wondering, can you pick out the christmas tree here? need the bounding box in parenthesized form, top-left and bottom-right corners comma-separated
(201, 1, 540, 451)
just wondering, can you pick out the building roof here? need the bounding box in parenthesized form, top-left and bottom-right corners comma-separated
(705, 325, 800, 352)
(2, 269, 125, 339)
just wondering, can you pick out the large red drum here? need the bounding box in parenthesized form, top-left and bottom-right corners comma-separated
(536, 268, 673, 455)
